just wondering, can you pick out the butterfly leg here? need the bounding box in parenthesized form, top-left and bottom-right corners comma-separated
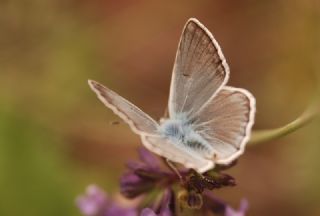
(165, 159, 184, 183)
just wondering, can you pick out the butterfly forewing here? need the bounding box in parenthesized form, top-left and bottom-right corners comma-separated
(193, 86, 255, 164)
(168, 18, 229, 119)
(88, 80, 159, 136)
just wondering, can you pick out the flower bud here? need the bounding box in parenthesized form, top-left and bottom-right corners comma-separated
(178, 190, 203, 209)
(120, 172, 155, 198)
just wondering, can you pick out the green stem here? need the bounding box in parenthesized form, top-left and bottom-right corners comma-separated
(248, 96, 319, 145)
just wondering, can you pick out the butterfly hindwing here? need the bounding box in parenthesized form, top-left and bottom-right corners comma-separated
(141, 135, 214, 173)
(192, 86, 256, 164)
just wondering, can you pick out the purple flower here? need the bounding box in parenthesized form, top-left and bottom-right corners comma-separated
(120, 147, 238, 211)
(120, 148, 172, 198)
(76, 148, 246, 216)
(76, 185, 108, 216)
(104, 204, 137, 216)
(203, 191, 248, 216)
(141, 189, 174, 216)
(120, 172, 156, 198)
(140, 208, 158, 216)
(225, 199, 248, 216)
(76, 184, 138, 216)
(138, 147, 162, 169)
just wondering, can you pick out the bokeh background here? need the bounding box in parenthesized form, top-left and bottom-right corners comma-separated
(1, 0, 319, 215)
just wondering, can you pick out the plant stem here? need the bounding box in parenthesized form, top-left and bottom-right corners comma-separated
(248, 96, 319, 145)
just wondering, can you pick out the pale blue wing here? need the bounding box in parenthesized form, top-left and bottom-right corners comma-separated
(168, 18, 229, 119)
(192, 86, 256, 164)
(88, 80, 159, 136)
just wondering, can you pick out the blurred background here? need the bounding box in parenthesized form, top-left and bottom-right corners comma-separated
(0, 0, 319, 215)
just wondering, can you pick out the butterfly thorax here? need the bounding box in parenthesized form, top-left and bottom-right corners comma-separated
(159, 115, 214, 158)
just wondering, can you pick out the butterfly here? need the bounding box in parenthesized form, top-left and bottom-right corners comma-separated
(88, 18, 256, 173)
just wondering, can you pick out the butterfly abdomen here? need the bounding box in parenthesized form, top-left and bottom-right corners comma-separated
(185, 139, 205, 150)
(182, 134, 213, 157)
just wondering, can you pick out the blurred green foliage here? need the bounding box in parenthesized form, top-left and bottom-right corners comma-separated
(0, 106, 77, 215)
